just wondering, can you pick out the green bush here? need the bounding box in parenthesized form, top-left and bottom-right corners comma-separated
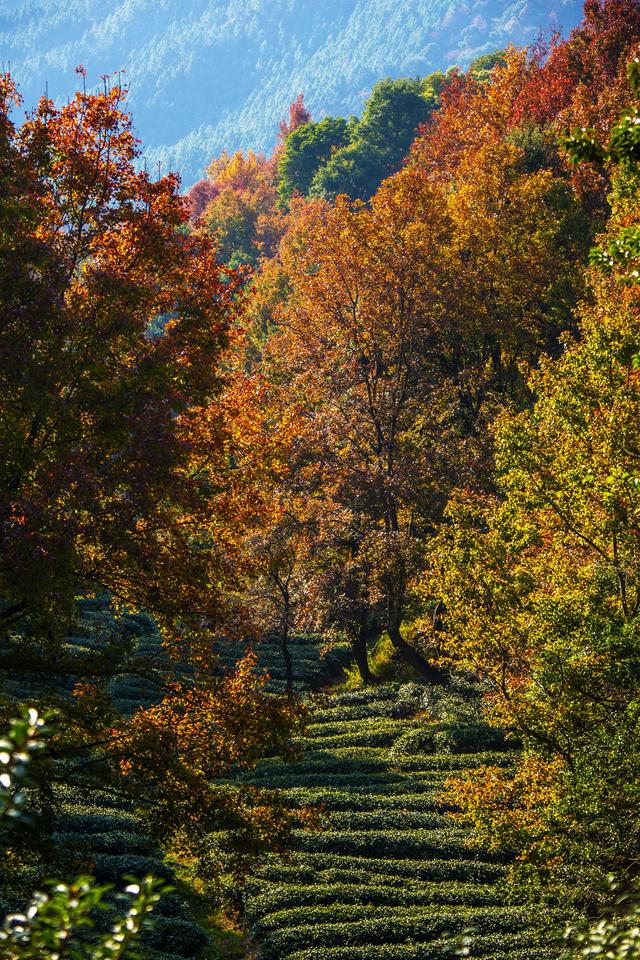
(321, 686, 399, 707)
(285, 933, 558, 960)
(53, 830, 156, 856)
(432, 723, 508, 755)
(245, 880, 503, 919)
(143, 916, 209, 957)
(389, 727, 437, 755)
(255, 853, 505, 885)
(91, 854, 174, 884)
(292, 827, 497, 862)
(249, 770, 446, 791)
(57, 809, 140, 834)
(326, 809, 448, 831)
(306, 717, 405, 738)
(309, 730, 402, 749)
(565, 882, 640, 959)
(258, 906, 555, 959)
(252, 902, 539, 938)
(312, 703, 398, 722)
(280, 785, 441, 811)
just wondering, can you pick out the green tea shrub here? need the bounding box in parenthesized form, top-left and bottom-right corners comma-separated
(258, 906, 549, 959)
(432, 723, 508, 755)
(143, 916, 209, 957)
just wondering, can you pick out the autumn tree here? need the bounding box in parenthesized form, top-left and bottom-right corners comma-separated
(510, 1, 640, 204)
(255, 59, 585, 682)
(185, 176, 219, 219)
(0, 73, 246, 643)
(0, 72, 309, 888)
(212, 367, 313, 693)
(192, 94, 312, 268)
(261, 182, 454, 683)
(274, 93, 311, 159)
(430, 155, 640, 900)
(195, 148, 285, 267)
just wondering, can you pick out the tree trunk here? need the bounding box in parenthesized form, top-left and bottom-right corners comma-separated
(280, 633, 294, 693)
(349, 621, 374, 685)
(387, 624, 447, 685)
(280, 597, 294, 694)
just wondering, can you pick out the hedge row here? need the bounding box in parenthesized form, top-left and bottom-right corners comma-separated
(305, 721, 511, 757)
(312, 702, 400, 722)
(390, 723, 511, 756)
(323, 747, 515, 771)
(53, 829, 156, 856)
(57, 808, 141, 833)
(320, 686, 400, 706)
(246, 755, 453, 780)
(258, 907, 559, 959)
(252, 902, 539, 937)
(325, 809, 449, 831)
(284, 931, 559, 960)
(303, 728, 403, 749)
(290, 828, 497, 862)
(244, 880, 504, 919)
(255, 852, 506, 885)
(248, 749, 512, 782)
(305, 717, 410, 739)
(280, 785, 442, 811)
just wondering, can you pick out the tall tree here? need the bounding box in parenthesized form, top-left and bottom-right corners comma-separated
(431, 160, 640, 901)
(0, 73, 309, 890)
(263, 182, 453, 682)
(0, 74, 243, 641)
(310, 75, 443, 202)
(277, 116, 351, 205)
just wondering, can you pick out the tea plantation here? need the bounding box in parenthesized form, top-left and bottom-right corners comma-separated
(1, 600, 568, 958)
(0, 599, 354, 959)
(0, 598, 210, 960)
(238, 681, 565, 960)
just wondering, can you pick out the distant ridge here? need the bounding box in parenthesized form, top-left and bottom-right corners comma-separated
(0, 0, 584, 185)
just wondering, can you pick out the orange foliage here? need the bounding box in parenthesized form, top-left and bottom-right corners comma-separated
(441, 756, 566, 871)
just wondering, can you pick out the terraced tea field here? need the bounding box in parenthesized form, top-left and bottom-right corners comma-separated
(239, 683, 564, 960)
(0, 599, 208, 960)
(1, 600, 567, 959)
(0, 599, 354, 959)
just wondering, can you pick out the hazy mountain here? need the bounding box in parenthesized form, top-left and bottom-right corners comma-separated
(1, 1, 584, 185)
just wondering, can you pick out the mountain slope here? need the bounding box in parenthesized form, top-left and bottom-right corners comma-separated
(1, 1, 583, 185)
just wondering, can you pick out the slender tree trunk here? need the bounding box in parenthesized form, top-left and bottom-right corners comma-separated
(280, 596, 294, 694)
(349, 621, 373, 685)
(387, 623, 447, 685)
(280, 634, 294, 693)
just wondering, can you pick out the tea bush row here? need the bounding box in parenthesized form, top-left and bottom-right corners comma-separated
(324, 809, 449, 831)
(257, 906, 559, 960)
(255, 853, 506, 886)
(291, 827, 498, 862)
(244, 879, 504, 918)
(285, 934, 559, 960)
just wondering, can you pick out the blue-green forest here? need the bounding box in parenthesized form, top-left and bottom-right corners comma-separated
(1, 0, 582, 183)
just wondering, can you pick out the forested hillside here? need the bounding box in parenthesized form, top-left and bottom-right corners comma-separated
(4, 2, 640, 959)
(1, 0, 583, 183)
